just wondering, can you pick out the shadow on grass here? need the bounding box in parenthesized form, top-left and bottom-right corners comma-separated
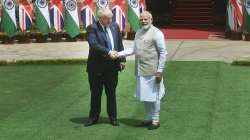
(119, 118, 142, 127)
(70, 117, 110, 124)
(70, 117, 142, 127)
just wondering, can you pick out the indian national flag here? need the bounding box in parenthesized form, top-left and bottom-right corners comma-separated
(64, 0, 80, 38)
(128, 0, 140, 32)
(243, 0, 250, 32)
(0, 8, 1, 24)
(2, 0, 17, 37)
(35, 0, 51, 35)
(225, 6, 230, 33)
(95, 0, 108, 20)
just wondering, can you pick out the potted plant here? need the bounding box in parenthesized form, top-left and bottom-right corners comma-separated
(49, 28, 63, 42)
(16, 30, 31, 43)
(34, 32, 48, 43)
(230, 31, 242, 40)
(0, 32, 15, 44)
(77, 25, 87, 41)
(64, 33, 78, 42)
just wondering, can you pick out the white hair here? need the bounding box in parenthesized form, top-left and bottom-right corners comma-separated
(141, 11, 153, 20)
(97, 8, 113, 18)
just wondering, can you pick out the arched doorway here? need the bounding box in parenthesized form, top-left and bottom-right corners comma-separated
(145, 0, 227, 39)
(146, 0, 227, 28)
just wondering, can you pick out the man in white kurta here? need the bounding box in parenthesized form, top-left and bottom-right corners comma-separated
(118, 11, 167, 130)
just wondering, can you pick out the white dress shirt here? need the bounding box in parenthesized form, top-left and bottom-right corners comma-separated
(99, 22, 114, 50)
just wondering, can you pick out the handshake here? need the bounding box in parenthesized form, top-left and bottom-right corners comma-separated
(108, 50, 120, 60)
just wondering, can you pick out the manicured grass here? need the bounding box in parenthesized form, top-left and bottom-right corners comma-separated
(0, 61, 250, 140)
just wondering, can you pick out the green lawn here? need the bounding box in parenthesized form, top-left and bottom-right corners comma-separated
(0, 61, 250, 140)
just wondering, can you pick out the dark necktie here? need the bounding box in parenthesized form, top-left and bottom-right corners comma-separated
(104, 27, 112, 50)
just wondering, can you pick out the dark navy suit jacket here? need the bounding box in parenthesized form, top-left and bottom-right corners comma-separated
(86, 21, 126, 74)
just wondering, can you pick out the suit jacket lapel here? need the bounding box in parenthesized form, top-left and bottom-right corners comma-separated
(97, 22, 109, 48)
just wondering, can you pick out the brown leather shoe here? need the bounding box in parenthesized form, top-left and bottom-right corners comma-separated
(110, 120, 120, 126)
(148, 122, 160, 130)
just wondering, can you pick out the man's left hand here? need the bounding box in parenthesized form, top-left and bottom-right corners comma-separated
(109, 51, 119, 60)
(155, 72, 162, 83)
(120, 62, 126, 71)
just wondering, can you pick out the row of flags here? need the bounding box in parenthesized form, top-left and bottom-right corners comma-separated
(1, 0, 64, 37)
(226, 0, 250, 33)
(1, 0, 146, 38)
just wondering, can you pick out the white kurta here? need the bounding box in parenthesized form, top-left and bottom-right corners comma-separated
(136, 76, 165, 102)
(118, 27, 167, 102)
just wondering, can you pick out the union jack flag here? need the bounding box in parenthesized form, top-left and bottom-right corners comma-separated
(232, 0, 243, 27)
(80, 0, 95, 28)
(50, 0, 64, 32)
(112, 0, 126, 31)
(227, 0, 243, 31)
(18, 0, 33, 32)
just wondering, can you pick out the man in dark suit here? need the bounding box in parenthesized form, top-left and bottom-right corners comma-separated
(84, 8, 125, 127)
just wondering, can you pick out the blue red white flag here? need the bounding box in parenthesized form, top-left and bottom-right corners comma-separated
(80, 0, 95, 28)
(139, 0, 145, 13)
(227, 0, 243, 31)
(232, 0, 243, 27)
(50, 0, 64, 32)
(112, 0, 126, 31)
(18, 0, 33, 32)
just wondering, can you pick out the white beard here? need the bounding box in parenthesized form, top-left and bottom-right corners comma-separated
(141, 24, 151, 30)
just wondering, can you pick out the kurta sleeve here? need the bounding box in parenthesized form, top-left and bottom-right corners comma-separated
(118, 42, 135, 57)
(154, 31, 168, 73)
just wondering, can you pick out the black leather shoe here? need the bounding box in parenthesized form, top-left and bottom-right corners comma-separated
(110, 120, 120, 126)
(147, 123, 160, 130)
(84, 119, 98, 127)
(135, 121, 152, 127)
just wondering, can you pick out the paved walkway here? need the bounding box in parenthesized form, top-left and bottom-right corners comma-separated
(1, 39, 250, 63)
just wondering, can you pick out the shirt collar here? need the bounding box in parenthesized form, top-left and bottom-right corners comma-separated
(99, 21, 111, 31)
